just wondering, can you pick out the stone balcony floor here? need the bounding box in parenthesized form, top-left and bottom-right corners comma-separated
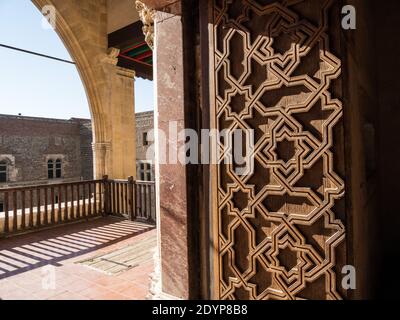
(0, 216, 157, 300)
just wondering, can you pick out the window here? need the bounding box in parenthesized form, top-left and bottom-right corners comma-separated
(48, 159, 62, 179)
(48, 160, 54, 179)
(140, 163, 145, 180)
(0, 161, 7, 183)
(143, 132, 149, 146)
(139, 162, 152, 181)
(56, 159, 62, 178)
(146, 164, 151, 181)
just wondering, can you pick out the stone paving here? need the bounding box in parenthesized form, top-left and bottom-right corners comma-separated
(0, 216, 156, 300)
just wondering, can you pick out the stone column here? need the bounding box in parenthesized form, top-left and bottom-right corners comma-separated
(110, 67, 137, 179)
(92, 142, 112, 178)
(152, 3, 190, 300)
(100, 48, 137, 180)
(137, 0, 192, 301)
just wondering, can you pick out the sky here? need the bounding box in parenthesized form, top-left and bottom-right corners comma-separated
(0, 0, 154, 120)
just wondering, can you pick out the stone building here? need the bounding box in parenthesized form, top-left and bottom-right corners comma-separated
(0, 115, 93, 212)
(0, 111, 154, 211)
(135, 111, 155, 181)
(0, 114, 93, 187)
(0, 111, 155, 185)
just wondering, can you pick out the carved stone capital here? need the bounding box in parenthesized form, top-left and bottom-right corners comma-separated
(103, 47, 120, 65)
(135, 1, 155, 50)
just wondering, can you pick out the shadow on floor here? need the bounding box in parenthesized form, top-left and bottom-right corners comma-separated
(0, 216, 155, 280)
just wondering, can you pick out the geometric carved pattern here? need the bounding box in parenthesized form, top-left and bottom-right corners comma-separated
(211, 0, 346, 300)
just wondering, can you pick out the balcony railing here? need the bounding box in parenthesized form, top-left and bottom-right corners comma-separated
(0, 176, 156, 237)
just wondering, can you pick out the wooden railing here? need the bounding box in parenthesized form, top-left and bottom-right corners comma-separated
(0, 177, 156, 236)
(106, 178, 156, 223)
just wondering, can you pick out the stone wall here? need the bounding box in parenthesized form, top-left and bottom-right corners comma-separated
(0, 112, 154, 186)
(135, 111, 155, 180)
(71, 118, 94, 181)
(0, 114, 88, 186)
(136, 111, 154, 161)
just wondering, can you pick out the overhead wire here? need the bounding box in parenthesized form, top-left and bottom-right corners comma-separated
(0, 43, 75, 65)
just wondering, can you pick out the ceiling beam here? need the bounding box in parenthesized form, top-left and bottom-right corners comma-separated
(108, 21, 153, 80)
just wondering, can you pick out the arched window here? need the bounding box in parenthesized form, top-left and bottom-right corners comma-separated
(47, 160, 54, 179)
(55, 159, 62, 178)
(0, 161, 7, 183)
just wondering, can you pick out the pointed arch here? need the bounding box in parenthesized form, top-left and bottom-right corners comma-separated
(30, 0, 106, 143)
(27, 0, 138, 180)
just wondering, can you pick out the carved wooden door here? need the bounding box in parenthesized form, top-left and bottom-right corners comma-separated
(209, 0, 348, 300)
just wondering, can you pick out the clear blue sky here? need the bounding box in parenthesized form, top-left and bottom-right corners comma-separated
(0, 0, 154, 119)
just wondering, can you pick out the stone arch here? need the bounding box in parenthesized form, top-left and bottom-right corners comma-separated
(30, 0, 106, 142)
(0, 156, 13, 165)
(28, 0, 137, 179)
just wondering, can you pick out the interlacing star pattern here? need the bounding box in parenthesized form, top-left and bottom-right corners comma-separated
(212, 0, 346, 300)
